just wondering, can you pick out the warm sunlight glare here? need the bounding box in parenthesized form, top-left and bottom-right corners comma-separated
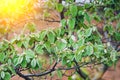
(0, 0, 35, 22)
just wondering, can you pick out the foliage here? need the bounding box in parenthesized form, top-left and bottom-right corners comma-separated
(0, 0, 120, 80)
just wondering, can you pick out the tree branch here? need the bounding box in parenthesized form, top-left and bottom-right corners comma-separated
(14, 61, 103, 79)
(15, 66, 31, 80)
(73, 59, 89, 79)
(24, 61, 58, 77)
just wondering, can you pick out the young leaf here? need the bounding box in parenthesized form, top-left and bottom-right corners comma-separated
(60, 19, 66, 27)
(75, 52, 82, 62)
(0, 53, 5, 62)
(56, 3, 64, 12)
(25, 49, 35, 58)
(21, 57, 27, 68)
(17, 56, 23, 64)
(13, 58, 18, 66)
(26, 56, 30, 63)
(44, 41, 51, 53)
(70, 5, 78, 17)
(38, 30, 47, 41)
(110, 50, 117, 63)
(116, 22, 120, 31)
(86, 45, 93, 56)
(31, 58, 37, 68)
(4, 72, 11, 80)
(84, 13, 91, 24)
(55, 28, 61, 37)
(16, 40, 22, 47)
(8, 66, 16, 74)
(47, 31, 55, 43)
(36, 59, 42, 69)
(92, 14, 101, 22)
(56, 39, 67, 51)
(29, 38, 35, 46)
(77, 45, 86, 53)
(67, 18, 75, 29)
(23, 40, 29, 49)
(114, 32, 120, 41)
(1, 71, 5, 79)
(77, 39, 85, 46)
(85, 28, 92, 37)
(35, 44, 43, 54)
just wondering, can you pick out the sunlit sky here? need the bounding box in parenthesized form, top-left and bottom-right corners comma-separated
(0, 0, 36, 22)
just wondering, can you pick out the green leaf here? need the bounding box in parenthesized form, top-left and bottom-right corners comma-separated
(16, 40, 22, 47)
(35, 44, 43, 54)
(85, 28, 92, 37)
(47, 31, 55, 43)
(69, 36, 74, 44)
(62, 57, 67, 65)
(8, 59, 12, 65)
(78, 10, 84, 16)
(85, 13, 91, 24)
(104, 25, 114, 35)
(56, 39, 67, 51)
(26, 56, 30, 63)
(77, 45, 86, 53)
(110, 50, 117, 63)
(13, 58, 18, 66)
(29, 37, 35, 46)
(54, 28, 61, 37)
(17, 56, 23, 64)
(116, 22, 120, 31)
(1, 41, 9, 51)
(77, 39, 85, 46)
(23, 40, 29, 49)
(4, 72, 11, 80)
(38, 30, 47, 41)
(114, 32, 120, 41)
(70, 5, 78, 17)
(44, 41, 51, 53)
(68, 18, 75, 29)
(21, 57, 27, 68)
(56, 3, 64, 12)
(36, 59, 42, 69)
(31, 59, 37, 68)
(60, 19, 66, 27)
(95, 44, 104, 51)
(77, 30, 84, 38)
(0, 53, 5, 62)
(25, 49, 35, 58)
(8, 66, 16, 74)
(86, 45, 93, 56)
(75, 52, 82, 62)
(1, 71, 5, 79)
